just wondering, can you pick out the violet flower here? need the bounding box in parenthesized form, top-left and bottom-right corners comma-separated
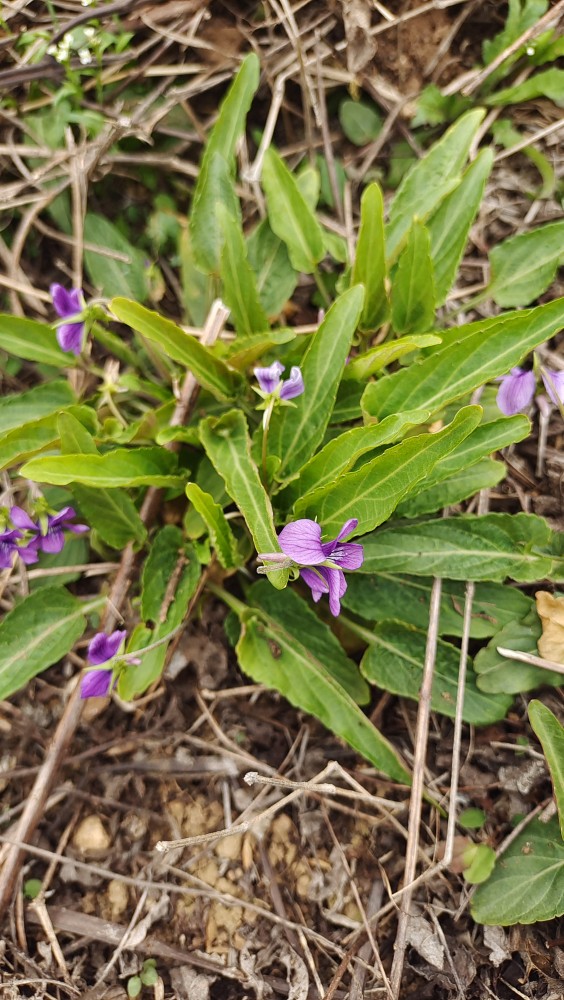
(0, 528, 21, 570)
(278, 518, 364, 617)
(50, 284, 86, 355)
(496, 367, 536, 415)
(254, 361, 304, 401)
(10, 505, 89, 555)
(80, 629, 127, 700)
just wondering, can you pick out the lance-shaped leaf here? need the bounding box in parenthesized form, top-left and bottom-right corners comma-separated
(295, 406, 481, 536)
(0, 315, 72, 367)
(58, 413, 147, 548)
(473, 612, 560, 694)
(529, 700, 564, 840)
(280, 409, 429, 508)
(186, 482, 239, 568)
(226, 329, 296, 369)
(246, 219, 298, 317)
(391, 220, 436, 335)
(485, 219, 564, 308)
(395, 458, 506, 518)
(0, 381, 74, 436)
(199, 409, 287, 589)
(236, 614, 410, 785)
(386, 108, 485, 259)
(427, 147, 493, 306)
(360, 513, 554, 582)
(360, 624, 512, 725)
(21, 447, 184, 488)
(246, 582, 369, 704)
(0, 587, 103, 700)
(268, 285, 364, 480)
(471, 818, 564, 926)
(84, 213, 148, 301)
(343, 334, 441, 381)
(189, 53, 260, 273)
(362, 297, 564, 420)
(261, 147, 325, 273)
(343, 574, 533, 639)
(351, 182, 388, 330)
(218, 206, 269, 335)
(110, 298, 243, 401)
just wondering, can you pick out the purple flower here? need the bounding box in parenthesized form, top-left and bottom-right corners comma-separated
(278, 518, 364, 617)
(10, 505, 89, 555)
(0, 528, 21, 570)
(50, 283, 85, 355)
(496, 367, 536, 415)
(254, 361, 304, 401)
(87, 629, 126, 665)
(541, 369, 564, 408)
(80, 668, 113, 699)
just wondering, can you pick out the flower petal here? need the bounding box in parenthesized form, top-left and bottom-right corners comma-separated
(254, 361, 284, 394)
(279, 366, 304, 400)
(278, 519, 325, 564)
(496, 367, 535, 415)
(321, 518, 359, 556)
(41, 528, 65, 554)
(50, 284, 82, 319)
(332, 541, 364, 570)
(17, 539, 40, 564)
(300, 567, 329, 603)
(80, 668, 113, 699)
(9, 506, 38, 532)
(541, 370, 564, 407)
(87, 629, 126, 665)
(57, 321, 85, 355)
(49, 506, 77, 526)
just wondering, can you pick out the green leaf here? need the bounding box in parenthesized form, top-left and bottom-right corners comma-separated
(474, 612, 563, 694)
(199, 410, 287, 589)
(246, 581, 369, 704)
(21, 447, 184, 488)
(295, 406, 481, 536)
(84, 214, 148, 300)
(458, 807, 486, 829)
(185, 482, 239, 568)
(487, 67, 564, 108)
(486, 221, 564, 307)
(463, 844, 497, 884)
(339, 99, 382, 145)
(110, 298, 243, 401)
(471, 818, 564, 925)
(236, 616, 410, 784)
(362, 298, 564, 420)
(426, 148, 493, 306)
(269, 285, 365, 479)
(391, 220, 436, 335)
(226, 328, 296, 369)
(58, 413, 147, 548)
(360, 513, 554, 582)
(351, 183, 388, 331)
(386, 109, 485, 259)
(179, 227, 215, 326)
(189, 54, 260, 273)
(342, 574, 533, 639)
(30, 534, 89, 591)
(483, 0, 548, 65)
(344, 335, 440, 381)
(246, 220, 298, 317)
(0, 381, 74, 435)
(261, 147, 325, 273)
(0, 587, 100, 700)
(395, 458, 506, 518)
(280, 409, 429, 508)
(0, 415, 59, 471)
(0, 315, 71, 366)
(360, 624, 512, 725)
(219, 207, 269, 335)
(529, 701, 564, 839)
(142, 525, 185, 622)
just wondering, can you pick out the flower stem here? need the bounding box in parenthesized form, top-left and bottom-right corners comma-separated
(206, 581, 249, 618)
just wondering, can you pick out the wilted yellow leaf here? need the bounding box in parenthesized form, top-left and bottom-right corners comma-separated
(535, 591, 564, 664)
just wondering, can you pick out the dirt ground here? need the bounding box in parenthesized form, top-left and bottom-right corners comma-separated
(1, 1, 564, 998)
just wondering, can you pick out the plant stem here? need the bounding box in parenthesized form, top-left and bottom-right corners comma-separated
(206, 580, 248, 618)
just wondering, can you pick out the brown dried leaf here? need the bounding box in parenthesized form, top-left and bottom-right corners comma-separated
(341, 0, 376, 74)
(536, 591, 564, 663)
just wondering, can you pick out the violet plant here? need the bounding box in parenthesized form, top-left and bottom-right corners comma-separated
(1, 57, 564, 889)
